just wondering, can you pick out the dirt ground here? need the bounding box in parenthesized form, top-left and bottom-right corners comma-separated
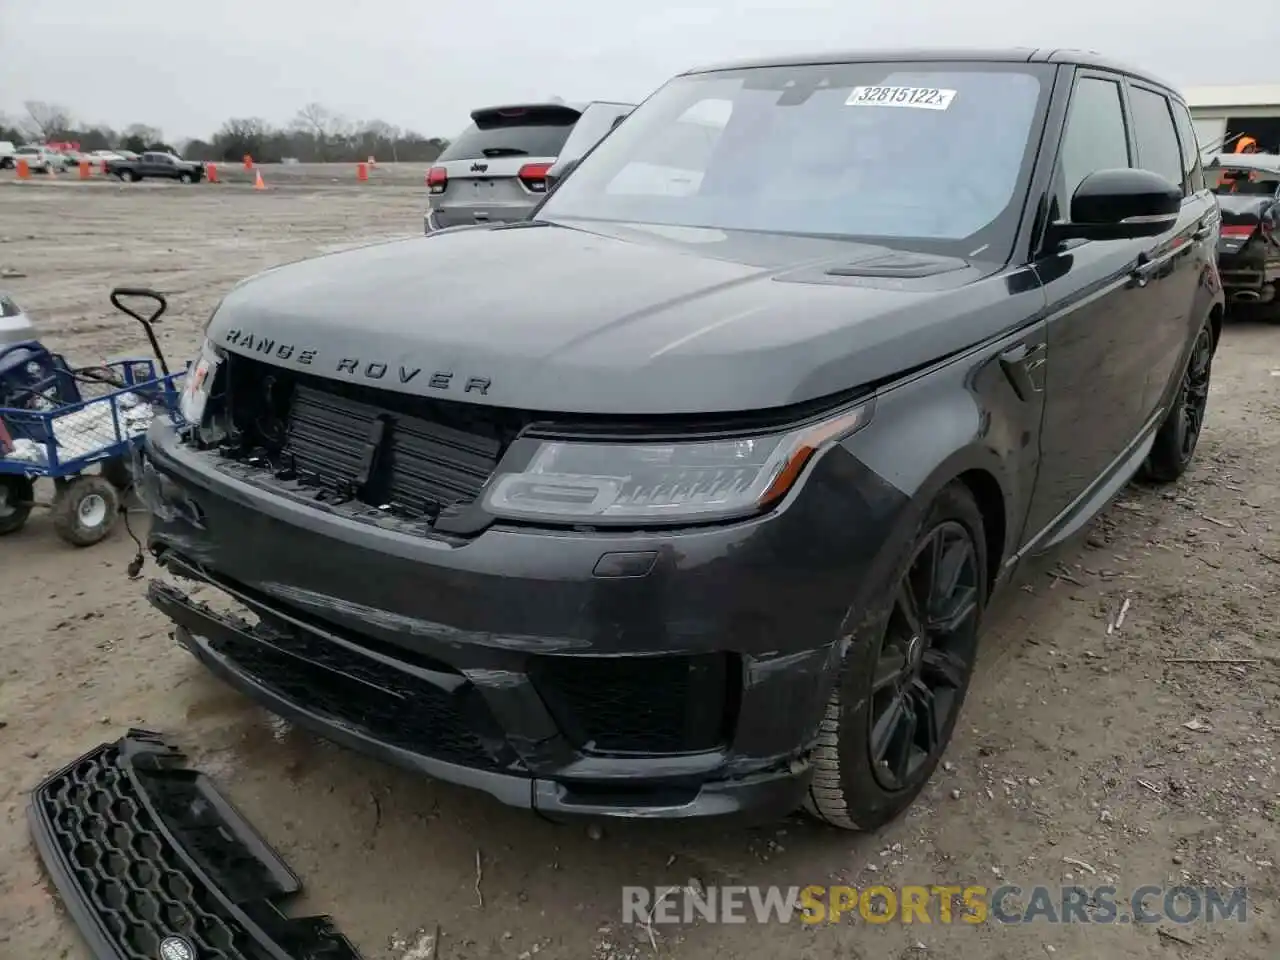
(0, 175, 1277, 960)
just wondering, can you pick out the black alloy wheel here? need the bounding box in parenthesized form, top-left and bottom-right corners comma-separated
(805, 482, 987, 831)
(1142, 318, 1216, 484)
(869, 520, 980, 791)
(1178, 325, 1214, 464)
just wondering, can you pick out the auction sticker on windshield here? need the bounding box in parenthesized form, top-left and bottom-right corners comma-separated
(846, 86, 957, 110)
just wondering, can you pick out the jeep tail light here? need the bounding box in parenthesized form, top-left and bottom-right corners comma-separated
(426, 166, 447, 194)
(518, 162, 553, 193)
(1220, 225, 1253, 238)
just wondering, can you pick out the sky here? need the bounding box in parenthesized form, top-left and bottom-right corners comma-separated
(2, 0, 1278, 143)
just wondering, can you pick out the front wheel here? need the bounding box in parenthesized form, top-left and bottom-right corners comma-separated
(805, 482, 987, 831)
(1141, 319, 1215, 483)
(179, 172, 192, 184)
(0, 476, 34, 535)
(52, 475, 119, 547)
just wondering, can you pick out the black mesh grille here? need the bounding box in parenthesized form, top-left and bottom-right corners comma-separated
(28, 732, 359, 960)
(206, 619, 504, 772)
(528, 653, 734, 755)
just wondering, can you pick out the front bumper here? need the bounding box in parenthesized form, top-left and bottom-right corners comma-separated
(140, 419, 902, 820)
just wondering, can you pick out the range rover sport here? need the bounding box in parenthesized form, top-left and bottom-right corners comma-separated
(142, 48, 1222, 831)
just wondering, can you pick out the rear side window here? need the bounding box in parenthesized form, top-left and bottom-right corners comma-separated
(1057, 77, 1130, 215)
(438, 107, 579, 162)
(1128, 87, 1185, 195)
(1168, 99, 1206, 193)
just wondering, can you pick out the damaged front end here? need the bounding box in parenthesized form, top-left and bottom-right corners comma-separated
(134, 343, 874, 821)
(1207, 159, 1280, 308)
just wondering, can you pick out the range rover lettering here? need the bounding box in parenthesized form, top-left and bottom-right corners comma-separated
(143, 48, 1221, 830)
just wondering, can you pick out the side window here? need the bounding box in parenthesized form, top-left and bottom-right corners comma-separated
(1057, 77, 1130, 218)
(1169, 100, 1206, 193)
(1128, 87, 1186, 195)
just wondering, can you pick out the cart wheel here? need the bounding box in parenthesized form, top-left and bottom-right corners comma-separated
(0, 476, 34, 536)
(100, 455, 134, 491)
(52, 475, 120, 547)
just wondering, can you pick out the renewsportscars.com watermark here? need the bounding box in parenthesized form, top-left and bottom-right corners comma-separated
(622, 884, 1250, 926)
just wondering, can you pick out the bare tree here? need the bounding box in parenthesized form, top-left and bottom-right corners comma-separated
(293, 102, 337, 138)
(292, 102, 346, 159)
(23, 101, 74, 139)
(122, 123, 165, 149)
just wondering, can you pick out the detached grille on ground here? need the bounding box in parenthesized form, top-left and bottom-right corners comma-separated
(27, 730, 360, 960)
(528, 653, 736, 755)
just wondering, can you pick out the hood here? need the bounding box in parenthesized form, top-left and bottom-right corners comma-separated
(207, 220, 1039, 415)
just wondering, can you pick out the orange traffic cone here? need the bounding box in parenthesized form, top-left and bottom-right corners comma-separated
(79, 159, 91, 179)
(357, 162, 368, 182)
(207, 162, 219, 183)
(254, 170, 266, 190)
(16, 158, 30, 180)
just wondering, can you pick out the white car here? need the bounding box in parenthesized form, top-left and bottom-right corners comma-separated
(0, 291, 35, 346)
(12, 146, 67, 174)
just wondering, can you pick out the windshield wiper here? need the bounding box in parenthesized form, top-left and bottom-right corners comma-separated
(481, 147, 529, 157)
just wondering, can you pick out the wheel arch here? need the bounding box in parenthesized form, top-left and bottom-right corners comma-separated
(907, 447, 1012, 599)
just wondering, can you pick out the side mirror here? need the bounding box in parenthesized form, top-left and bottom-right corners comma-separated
(1049, 168, 1182, 244)
(544, 156, 580, 190)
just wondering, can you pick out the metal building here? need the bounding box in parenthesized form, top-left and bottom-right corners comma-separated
(1184, 84, 1280, 155)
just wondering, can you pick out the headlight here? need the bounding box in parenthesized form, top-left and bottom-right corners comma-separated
(481, 402, 871, 526)
(179, 339, 222, 425)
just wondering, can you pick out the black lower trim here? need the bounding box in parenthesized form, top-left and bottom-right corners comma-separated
(158, 604, 808, 821)
(27, 730, 361, 960)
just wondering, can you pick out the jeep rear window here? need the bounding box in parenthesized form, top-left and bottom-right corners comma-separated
(538, 61, 1053, 259)
(438, 106, 581, 162)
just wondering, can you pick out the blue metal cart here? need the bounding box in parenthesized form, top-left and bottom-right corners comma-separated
(0, 288, 185, 545)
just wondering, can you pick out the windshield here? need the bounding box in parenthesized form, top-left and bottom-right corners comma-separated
(538, 61, 1051, 257)
(554, 103, 633, 167)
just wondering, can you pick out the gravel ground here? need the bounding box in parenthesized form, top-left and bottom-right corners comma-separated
(0, 175, 1277, 960)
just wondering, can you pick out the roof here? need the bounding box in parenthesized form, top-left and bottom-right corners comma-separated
(1184, 84, 1280, 109)
(1205, 153, 1280, 175)
(683, 47, 1179, 94)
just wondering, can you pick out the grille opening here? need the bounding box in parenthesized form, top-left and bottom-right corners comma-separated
(207, 353, 529, 525)
(528, 652, 739, 755)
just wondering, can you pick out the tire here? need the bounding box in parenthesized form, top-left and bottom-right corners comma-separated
(0, 476, 34, 536)
(123, 170, 139, 183)
(1140, 319, 1215, 484)
(805, 482, 988, 831)
(52, 475, 119, 547)
(179, 172, 192, 184)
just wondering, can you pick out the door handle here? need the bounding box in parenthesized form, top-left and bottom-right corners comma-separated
(1130, 252, 1164, 287)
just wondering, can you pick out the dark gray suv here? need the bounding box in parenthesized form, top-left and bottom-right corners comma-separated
(147, 48, 1222, 832)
